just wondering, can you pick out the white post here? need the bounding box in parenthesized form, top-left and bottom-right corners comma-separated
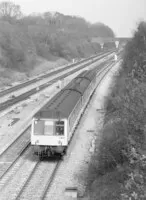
(100, 43, 104, 49)
(115, 41, 119, 49)
(57, 80, 62, 89)
(114, 53, 117, 61)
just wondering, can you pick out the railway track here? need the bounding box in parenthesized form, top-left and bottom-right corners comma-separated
(0, 123, 61, 200)
(0, 146, 31, 191)
(0, 58, 120, 200)
(15, 161, 60, 200)
(44, 59, 122, 200)
(0, 136, 60, 200)
(0, 58, 113, 179)
(0, 52, 114, 113)
(0, 128, 30, 179)
(0, 59, 112, 166)
(0, 51, 111, 98)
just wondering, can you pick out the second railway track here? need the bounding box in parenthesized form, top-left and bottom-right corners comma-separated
(0, 51, 111, 98)
(0, 51, 114, 113)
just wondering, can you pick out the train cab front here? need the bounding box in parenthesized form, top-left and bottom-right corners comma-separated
(31, 118, 67, 157)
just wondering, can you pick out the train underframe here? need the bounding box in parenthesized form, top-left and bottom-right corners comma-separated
(33, 145, 67, 158)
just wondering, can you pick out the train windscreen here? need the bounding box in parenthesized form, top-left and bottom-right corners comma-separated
(33, 120, 53, 135)
(33, 120, 44, 135)
(44, 121, 54, 135)
(55, 121, 64, 135)
(33, 120, 64, 136)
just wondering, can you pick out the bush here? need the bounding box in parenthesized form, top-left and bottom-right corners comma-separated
(86, 21, 146, 200)
(89, 170, 126, 200)
(95, 120, 129, 176)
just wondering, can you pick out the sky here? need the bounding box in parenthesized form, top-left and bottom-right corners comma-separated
(1, 0, 146, 37)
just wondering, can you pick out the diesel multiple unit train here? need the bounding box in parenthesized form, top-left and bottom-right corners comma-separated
(31, 60, 111, 157)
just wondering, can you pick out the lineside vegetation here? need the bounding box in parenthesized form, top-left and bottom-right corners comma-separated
(86, 21, 146, 200)
(0, 1, 115, 71)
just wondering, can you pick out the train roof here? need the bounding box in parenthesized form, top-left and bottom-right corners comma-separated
(34, 68, 97, 119)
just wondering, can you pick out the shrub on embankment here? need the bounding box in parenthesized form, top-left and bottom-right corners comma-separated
(86, 21, 146, 200)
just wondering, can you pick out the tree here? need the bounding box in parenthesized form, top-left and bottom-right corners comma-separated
(0, 1, 22, 22)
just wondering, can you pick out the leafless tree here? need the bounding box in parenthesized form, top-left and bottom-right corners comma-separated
(0, 1, 22, 22)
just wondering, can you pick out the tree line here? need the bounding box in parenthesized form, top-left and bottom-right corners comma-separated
(0, 1, 115, 70)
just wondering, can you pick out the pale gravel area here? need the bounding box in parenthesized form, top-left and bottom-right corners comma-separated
(44, 61, 120, 200)
(0, 56, 108, 155)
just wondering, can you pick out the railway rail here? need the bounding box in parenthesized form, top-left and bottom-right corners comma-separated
(0, 146, 31, 191)
(15, 161, 60, 200)
(0, 128, 30, 179)
(0, 57, 121, 200)
(0, 51, 114, 113)
(0, 50, 111, 98)
(0, 55, 94, 97)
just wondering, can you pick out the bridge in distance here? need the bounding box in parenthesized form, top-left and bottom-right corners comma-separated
(91, 37, 130, 48)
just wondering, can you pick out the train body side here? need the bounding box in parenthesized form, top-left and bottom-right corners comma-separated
(31, 64, 104, 156)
